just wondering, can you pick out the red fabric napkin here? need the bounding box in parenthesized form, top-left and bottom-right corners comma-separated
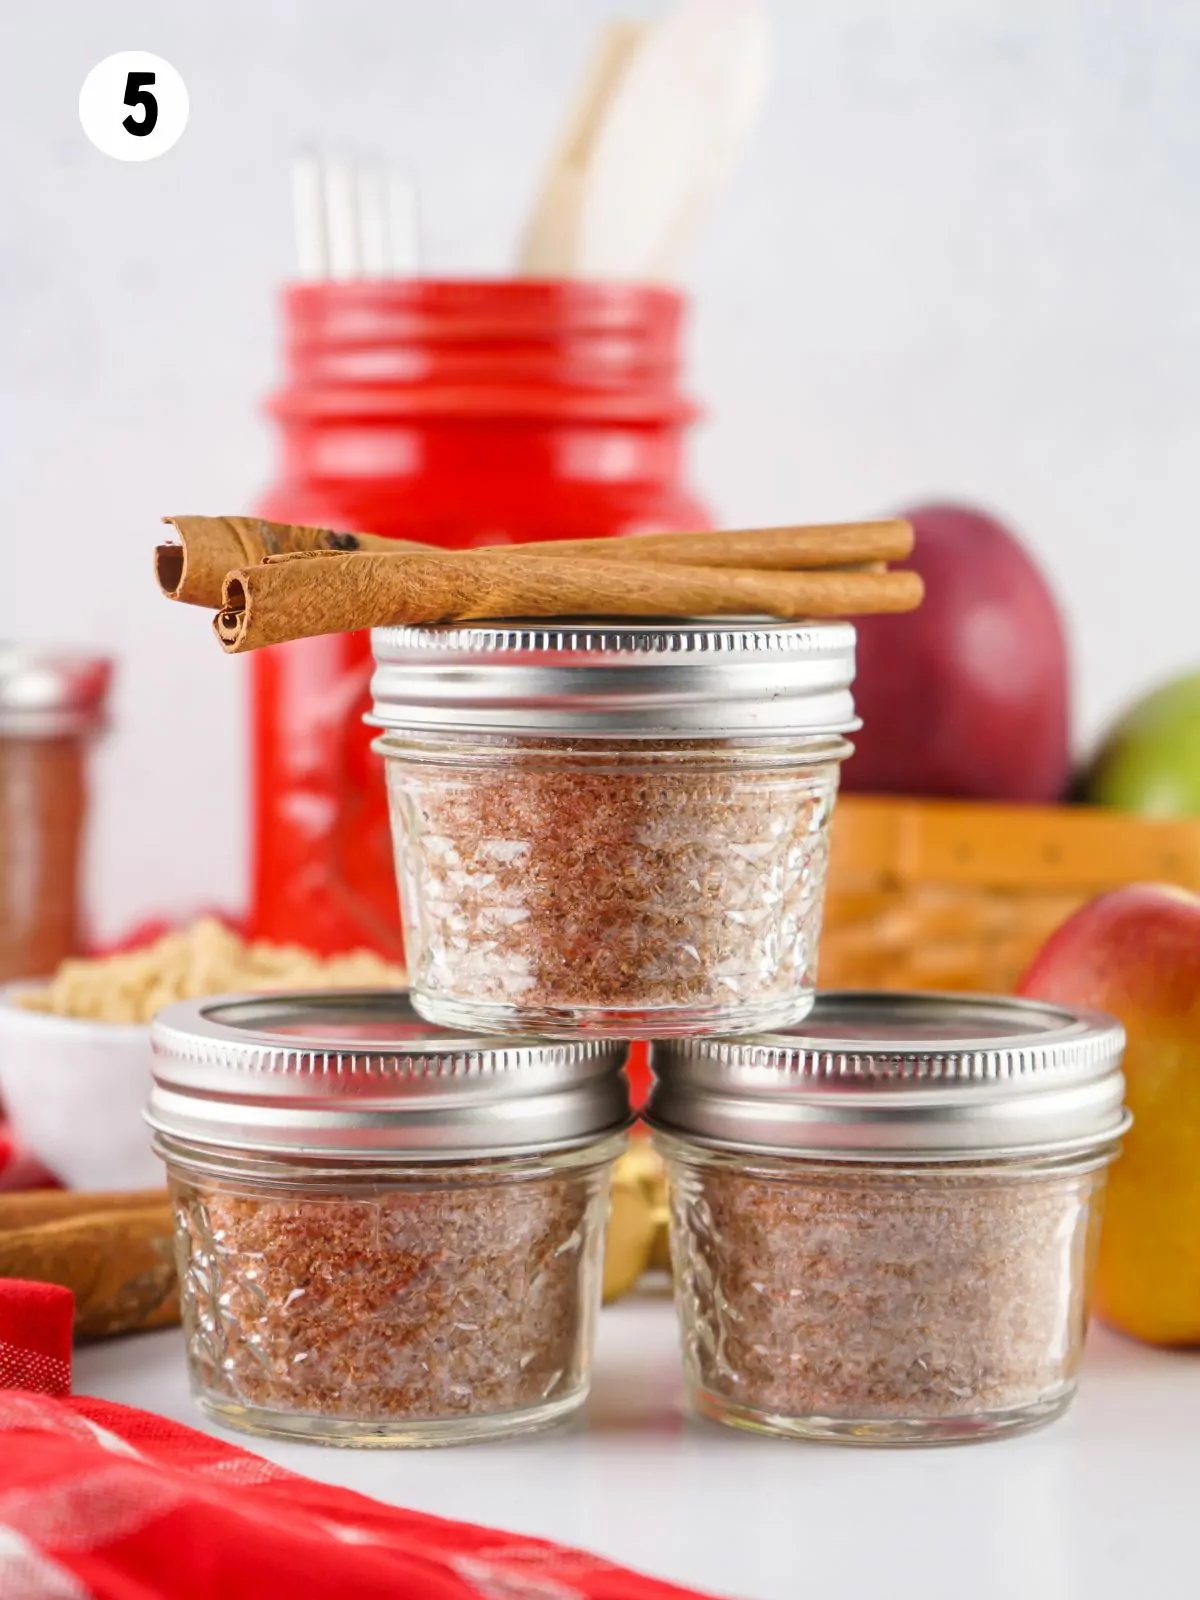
(0, 1278, 715, 1600)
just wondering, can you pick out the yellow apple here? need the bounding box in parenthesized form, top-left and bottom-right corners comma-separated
(1019, 884, 1200, 1345)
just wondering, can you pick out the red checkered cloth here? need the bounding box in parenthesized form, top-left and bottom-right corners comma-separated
(0, 1279, 716, 1600)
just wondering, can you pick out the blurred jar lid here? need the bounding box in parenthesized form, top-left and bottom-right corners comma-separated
(0, 645, 112, 737)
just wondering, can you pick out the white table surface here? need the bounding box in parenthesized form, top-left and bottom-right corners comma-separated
(76, 1290, 1200, 1600)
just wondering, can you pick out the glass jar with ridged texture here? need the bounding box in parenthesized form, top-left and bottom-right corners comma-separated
(370, 620, 858, 1038)
(647, 992, 1130, 1445)
(147, 992, 630, 1448)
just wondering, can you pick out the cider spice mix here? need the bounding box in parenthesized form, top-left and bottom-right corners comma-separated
(370, 618, 861, 1037)
(648, 992, 1129, 1443)
(148, 993, 631, 1446)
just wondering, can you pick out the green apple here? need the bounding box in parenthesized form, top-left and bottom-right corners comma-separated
(1085, 672, 1200, 816)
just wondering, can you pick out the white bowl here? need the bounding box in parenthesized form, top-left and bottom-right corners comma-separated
(0, 985, 163, 1190)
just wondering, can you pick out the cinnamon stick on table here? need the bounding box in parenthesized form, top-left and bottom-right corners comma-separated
(157, 515, 914, 609)
(0, 1189, 177, 1341)
(215, 548, 924, 653)
(0, 1188, 166, 1231)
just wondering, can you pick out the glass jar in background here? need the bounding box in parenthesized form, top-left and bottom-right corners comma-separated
(370, 620, 858, 1038)
(0, 647, 111, 984)
(252, 280, 711, 965)
(647, 992, 1129, 1445)
(147, 992, 631, 1447)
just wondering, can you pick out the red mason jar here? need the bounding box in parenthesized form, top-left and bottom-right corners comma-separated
(252, 279, 712, 967)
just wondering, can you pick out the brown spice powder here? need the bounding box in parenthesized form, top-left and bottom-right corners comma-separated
(667, 1157, 1103, 1423)
(385, 740, 839, 1022)
(0, 736, 86, 984)
(174, 1165, 609, 1425)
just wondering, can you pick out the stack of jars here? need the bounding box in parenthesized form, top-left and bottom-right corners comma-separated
(149, 619, 1129, 1448)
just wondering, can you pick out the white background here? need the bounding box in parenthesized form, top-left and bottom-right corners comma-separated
(2, 0, 1198, 941)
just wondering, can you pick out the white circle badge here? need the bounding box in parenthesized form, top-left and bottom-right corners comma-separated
(79, 52, 189, 161)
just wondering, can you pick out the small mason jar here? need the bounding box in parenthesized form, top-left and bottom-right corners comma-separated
(647, 991, 1130, 1445)
(369, 620, 857, 1037)
(147, 992, 630, 1447)
(0, 646, 110, 983)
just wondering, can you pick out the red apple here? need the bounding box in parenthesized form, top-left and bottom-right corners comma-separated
(844, 503, 1071, 801)
(1017, 884, 1200, 1344)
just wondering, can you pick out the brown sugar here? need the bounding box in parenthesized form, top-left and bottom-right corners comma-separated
(173, 1164, 609, 1427)
(667, 1158, 1104, 1425)
(385, 737, 840, 1025)
(18, 917, 407, 1023)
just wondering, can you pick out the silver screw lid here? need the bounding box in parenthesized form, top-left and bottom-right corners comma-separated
(0, 645, 112, 737)
(368, 618, 858, 738)
(647, 990, 1129, 1162)
(147, 991, 632, 1160)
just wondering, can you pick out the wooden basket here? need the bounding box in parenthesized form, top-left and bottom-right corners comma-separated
(820, 795, 1200, 995)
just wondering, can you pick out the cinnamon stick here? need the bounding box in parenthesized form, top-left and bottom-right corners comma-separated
(215, 549, 923, 653)
(0, 1188, 167, 1232)
(156, 515, 404, 606)
(158, 515, 913, 608)
(0, 1193, 178, 1341)
(514, 521, 914, 570)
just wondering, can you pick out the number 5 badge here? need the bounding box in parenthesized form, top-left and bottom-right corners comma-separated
(79, 52, 189, 161)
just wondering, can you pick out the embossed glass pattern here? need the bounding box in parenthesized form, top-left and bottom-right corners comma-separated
(650, 994, 1127, 1445)
(380, 736, 845, 1037)
(657, 1139, 1111, 1444)
(167, 1144, 618, 1448)
(148, 992, 630, 1447)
